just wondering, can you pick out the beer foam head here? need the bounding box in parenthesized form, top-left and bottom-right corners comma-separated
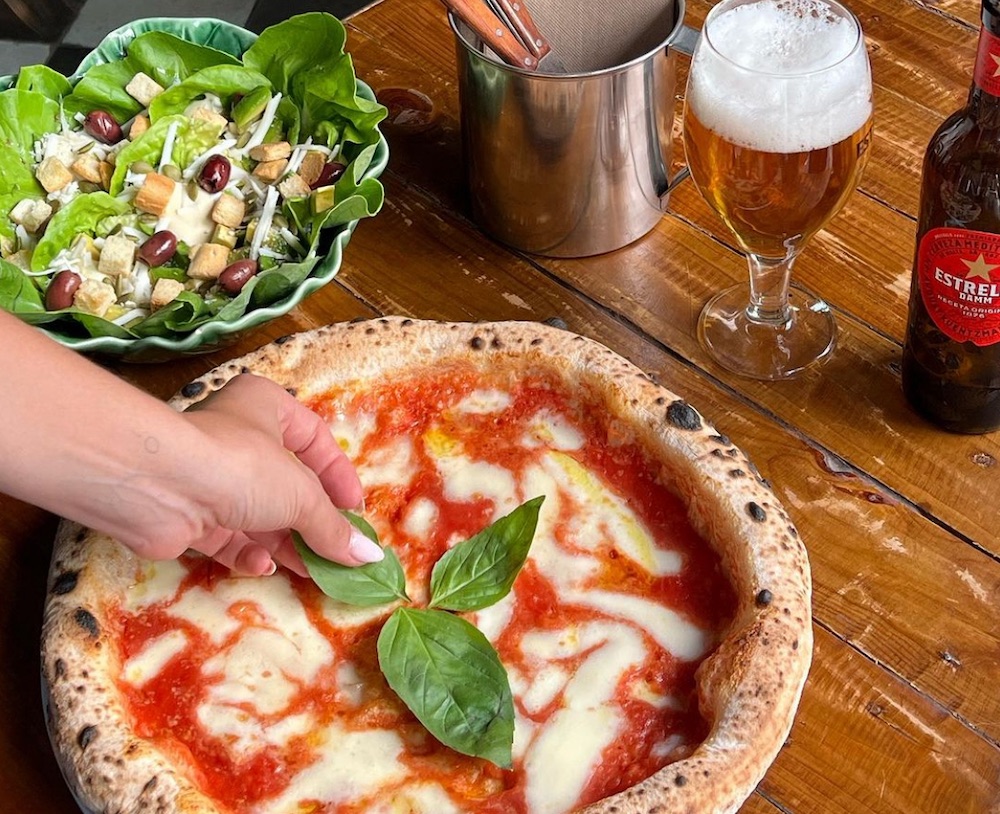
(686, 0, 872, 152)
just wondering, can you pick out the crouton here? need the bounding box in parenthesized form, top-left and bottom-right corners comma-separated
(135, 172, 176, 217)
(278, 173, 311, 200)
(99, 161, 115, 191)
(125, 72, 165, 107)
(36, 157, 73, 193)
(129, 114, 150, 140)
(5, 250, 32, 270)
(190, 106, 229, 132)
(211, 194, 246, 229)
(98, 233, 136, 278)
(70, 152, 103, 184)
(249, 141, 292, 163)
(252, 158, 288, 184)
(188, 243, 230, 280)
(150, 278, 186, 311)
(298, 152, 326, 188)
(73, 279, 117, 317)
(9, 198, 52, 233)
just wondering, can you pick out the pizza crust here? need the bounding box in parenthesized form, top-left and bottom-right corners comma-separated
(43, 317, 811, 814)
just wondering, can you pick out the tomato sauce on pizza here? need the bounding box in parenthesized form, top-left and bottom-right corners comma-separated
(111, 362, 736, 814)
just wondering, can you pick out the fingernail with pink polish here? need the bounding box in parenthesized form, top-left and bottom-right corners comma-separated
(264, 559, 277, 576)
(348, 527, 384, 564)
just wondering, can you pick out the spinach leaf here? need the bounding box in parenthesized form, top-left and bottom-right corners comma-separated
(293, 514, 408, 607)
(429, 496, 544, 612)
(378, 607, 515, 768)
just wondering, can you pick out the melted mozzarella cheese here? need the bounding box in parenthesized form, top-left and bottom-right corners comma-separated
(368, 783, 462, 814)
(122, 630, 187, 687)
(358, 436, 417, 489)
(123, 559, 188, 610)
(522, 410, 585, 451)
(426, 428, 519, 518)
(258, 724, 407, 813)
(328, 409, 376, 459)
(167, 586, 240, 645)
(401, 496, 439, 540)
(542, 452, 682, 576)
(523, 708, 620, 814)
(453, 388, 512, 414)
(472, 591, 515, 643)
(571, 590, 707, 661)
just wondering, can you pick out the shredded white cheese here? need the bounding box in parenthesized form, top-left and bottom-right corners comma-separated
(159, 121, 180, 170)
(183, 138, 238, 181)
(243, 92, 283, 152)
(250, 186, 279, 260)
(279, 227, 305, 255)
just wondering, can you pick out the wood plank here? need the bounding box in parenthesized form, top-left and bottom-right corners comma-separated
(761, 627, 1000, 813)
(346, 4, 1000, 559)
(334, 166, 1000, 755)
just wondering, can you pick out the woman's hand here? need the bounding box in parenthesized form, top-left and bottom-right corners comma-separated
(0, 311, 380, 576)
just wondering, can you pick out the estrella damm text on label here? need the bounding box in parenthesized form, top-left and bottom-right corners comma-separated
(974, 26, 1000, 97)
(918, 227, 1000, 347)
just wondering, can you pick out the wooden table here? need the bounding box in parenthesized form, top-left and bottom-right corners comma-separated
(2, 0, 999, 811)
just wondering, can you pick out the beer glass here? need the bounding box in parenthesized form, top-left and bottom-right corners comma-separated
(683, 0, 873, 380)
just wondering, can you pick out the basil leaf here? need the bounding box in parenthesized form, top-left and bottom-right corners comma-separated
(429, 496, 544, 612)
(377, 607, 514, 768)
(293, 514, 408, 607)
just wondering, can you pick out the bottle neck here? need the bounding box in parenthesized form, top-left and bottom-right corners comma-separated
(969, 6, 1000, 124)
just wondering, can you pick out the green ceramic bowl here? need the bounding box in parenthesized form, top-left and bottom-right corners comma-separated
(0, 17, 388, 362)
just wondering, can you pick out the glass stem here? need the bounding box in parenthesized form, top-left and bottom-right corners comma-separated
(746, 250, 799, 325)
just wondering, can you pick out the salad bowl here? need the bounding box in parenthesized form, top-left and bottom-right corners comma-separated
(0, 14, 388, 361)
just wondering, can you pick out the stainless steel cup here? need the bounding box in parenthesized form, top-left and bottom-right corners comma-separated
(450, 0, 686, 257)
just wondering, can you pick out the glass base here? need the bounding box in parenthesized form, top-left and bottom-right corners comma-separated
(698, 283, 837, 380)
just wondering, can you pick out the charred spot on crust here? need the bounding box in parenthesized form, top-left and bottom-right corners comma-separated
(75, 529, 87, 543)
(470, 336, 485, 350)
(349, 316, 365, 324)
(729, 469, 745, 478)
(491, 337, 502, 349)
(674, 774, 688, 787)
(73, 608, 100, 638)
(401, 318, 414, 327)
(530, 337, 543, 346)
(275, 334, 294, 344)
(710, 434, 731, 446)
(240, 366, 251, 374)
(747, 502, 767, 522)
(666, 401, 701, 431)
(180, 381, 205, 399)
(543, 316, 568, 330)
(52, 571, 79, 595)
(141, 776, 157, 794)
(756, 589, 773, 607)
(54, 658, 66, 679)
(286, 388, 297, 398)
(78, 725, 97, 750)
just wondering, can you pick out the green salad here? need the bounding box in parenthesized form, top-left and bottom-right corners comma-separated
(0, 14, 386, 341)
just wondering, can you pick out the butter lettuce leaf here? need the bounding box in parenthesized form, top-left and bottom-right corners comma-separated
(109, 115, 222, 194)
(31, 193, 130, 271)
(148, 65, 271, 122)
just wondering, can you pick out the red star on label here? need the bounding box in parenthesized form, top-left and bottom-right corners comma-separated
(991, 52, 1000, 77)
(961, 253, 1000, 281)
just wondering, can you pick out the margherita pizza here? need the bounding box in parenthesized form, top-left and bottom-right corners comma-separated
(42, 318, 812, 814)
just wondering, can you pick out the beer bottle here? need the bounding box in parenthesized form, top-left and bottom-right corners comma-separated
(901, 0, 1000, 433)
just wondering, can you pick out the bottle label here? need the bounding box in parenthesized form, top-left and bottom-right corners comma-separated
(974, 26, 1000, 97)
(917, 227, 1000, 347)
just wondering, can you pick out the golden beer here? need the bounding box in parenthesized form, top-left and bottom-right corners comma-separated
(684, 110, 872, 258)
(682, 0, 873, 380)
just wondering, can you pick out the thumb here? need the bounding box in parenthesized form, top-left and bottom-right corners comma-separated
(292, 489, 385, 567)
